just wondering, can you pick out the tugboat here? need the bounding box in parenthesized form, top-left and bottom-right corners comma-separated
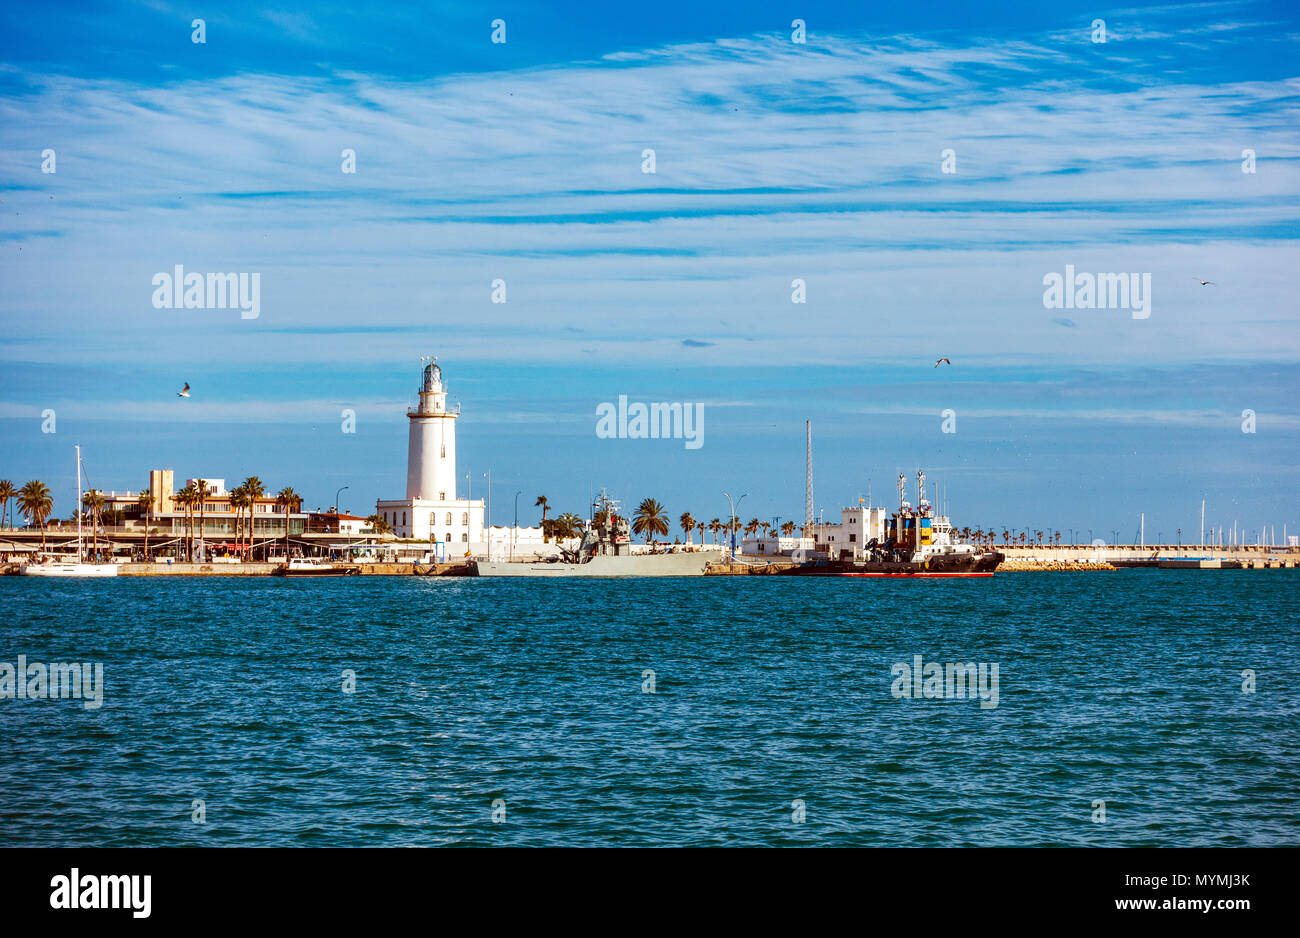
(785, 470, 1003, 577)
(473, 491, 720, 577)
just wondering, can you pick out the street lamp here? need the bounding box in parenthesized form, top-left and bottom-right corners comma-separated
(723, 492, 747, 561)
(482, 471, 492, 556)
(334, 485, 348, 515)
(512, 490, 522, 560)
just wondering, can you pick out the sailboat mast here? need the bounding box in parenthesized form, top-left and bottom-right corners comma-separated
(76, 444, 83, 561)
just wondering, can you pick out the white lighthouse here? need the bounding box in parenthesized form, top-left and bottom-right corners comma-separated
(406, 360, 457, 500)
(376, 358, 485, 552)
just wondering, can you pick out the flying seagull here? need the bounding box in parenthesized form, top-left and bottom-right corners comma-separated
(1194, 278, 1214, 286)
(177, 382, 190, 398)
(934, 358, 951, 367)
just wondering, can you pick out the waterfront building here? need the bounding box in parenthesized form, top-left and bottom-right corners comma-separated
(95, 473, 307, 544)
(809, 505, 890, 560)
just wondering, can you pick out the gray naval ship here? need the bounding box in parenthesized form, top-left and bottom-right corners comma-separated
(473, 493, 721, 577)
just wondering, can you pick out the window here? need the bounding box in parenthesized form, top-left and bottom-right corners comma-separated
(439, 492, 445, 500)
(445, 512, 452, 525)
(462, 512, 468, 525)
(402, 511, 407, 526)
(461, 533, 468, 542)
(444, 532, 451, 542)
(849, 534, 856, 542)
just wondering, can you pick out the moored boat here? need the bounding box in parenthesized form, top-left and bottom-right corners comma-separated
(473, 491, 721, 577)
(784, 470, 1003, 578)
(21, 445, 119, 577)
(274, 558, 358, 577)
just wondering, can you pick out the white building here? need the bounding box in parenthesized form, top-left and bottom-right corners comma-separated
(375, 360, 486, 549)
(811, 505, 890, 560)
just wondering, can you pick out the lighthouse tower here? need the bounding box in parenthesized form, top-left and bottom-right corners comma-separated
(376, 358, 484, 551)
(406, 360, 457, 500)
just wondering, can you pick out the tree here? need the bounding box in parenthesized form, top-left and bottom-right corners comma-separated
(781, 521, 796, 537)
(679, 512, 696, 544)
(555, 513, 583, 540)
(194, 479, 209, 558)
(276, 486, 299, 555)
(137, 490, 155, 560)
(535, 495, 550, 539)
(708, 518, 722, 544)
(744, 518, 760, 540)
(0, 479, 14, 530)
(241, 477, 265, 558)
(82, 489, 104, 558)
(17, 480, 53, 549)
(631, 498, 669, 544)
(365, 513, 393, 535)
(228, 486, 248, 557)
(175, 485, 199, 560)
(1035, 530, 1044, 546)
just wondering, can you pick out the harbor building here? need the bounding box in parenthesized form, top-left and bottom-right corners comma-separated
(810, 505, 890, 560)
(96, 473, 307, 540)
(375, 359, 486, 549)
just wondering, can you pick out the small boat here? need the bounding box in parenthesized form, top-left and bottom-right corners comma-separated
(22, 556, 120, 577)
(22, 445, 119, 578)
(274, 558, 358, 577)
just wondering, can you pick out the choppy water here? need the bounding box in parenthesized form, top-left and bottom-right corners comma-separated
(1, 571, 1296, 846)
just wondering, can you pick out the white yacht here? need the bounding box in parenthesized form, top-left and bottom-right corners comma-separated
(21, 445, 120, 577)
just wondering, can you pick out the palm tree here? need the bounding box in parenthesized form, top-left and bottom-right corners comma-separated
(241, 476, 265, 558)
(780, 521, 796, 537)
(83, 489, 106, 558)
(555, 512, 583, 540)
(17, 480, 53, 549)
(744, 518, 760, 541)
(193, 479, 209, 558)
(0, 479, 14, 530)
(276, 486, 299, 556)
(535, 495, 550, 539)
(174, 485, 198, 560)
(1035, 530, 1044, 547)
(679, 512, 696, 544)
(227, 485, 246, 556)
(1002, 529, 1010, 545)
(708, 518, 722, 544)
(137, 490, 154, 560)
(631, 498, 669, 544)
(365, 513, 393, 535)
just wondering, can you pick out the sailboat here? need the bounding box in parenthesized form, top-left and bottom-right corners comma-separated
(22, 445, 120, 577)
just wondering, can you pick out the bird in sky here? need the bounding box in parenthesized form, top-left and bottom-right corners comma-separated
(177, 382, 190, 398)
(1194, 278, 1214, 286)
(934, 357, 951, 367)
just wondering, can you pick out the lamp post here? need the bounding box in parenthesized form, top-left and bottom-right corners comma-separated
(334, 484, 348, 521)
(512, 490, 522, 561)
(482, 471, 492, 557)
(723, 492, 747, 561)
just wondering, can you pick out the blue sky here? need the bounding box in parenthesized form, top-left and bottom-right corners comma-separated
(1, 0, 1298, 541)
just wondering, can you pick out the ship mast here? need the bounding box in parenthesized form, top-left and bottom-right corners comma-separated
(76, 444, 83, 562)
